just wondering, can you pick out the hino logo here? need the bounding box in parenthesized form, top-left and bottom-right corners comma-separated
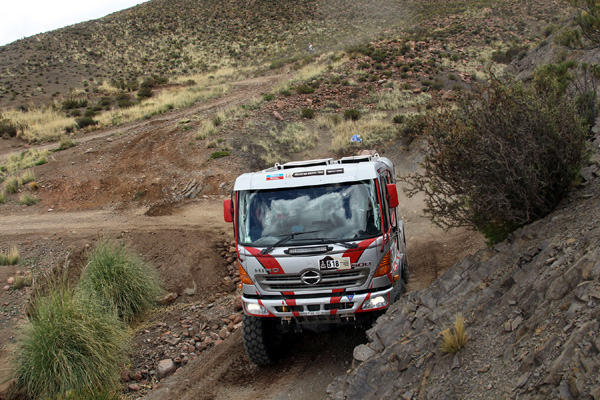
(301, 270, 322, 285)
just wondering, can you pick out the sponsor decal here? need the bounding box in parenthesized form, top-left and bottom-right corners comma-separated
(266, 173, 284, 181)
(346, 294, 355, 301)
(326, 168, 344, 175)
(292, 170, 324, 178)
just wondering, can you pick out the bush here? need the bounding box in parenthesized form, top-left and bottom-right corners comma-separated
(137, 86, 153, 99)
(19, 193, 38, 206)
(79, 240, 162, 323)
(404, 75, 588, 244)
(4, 176, 19, 194)
(19, 170, 35, 185)
(301, 108, 315, 119)
(0, 191, 5, 204)
(263, 93, 274, 101)
(76, 117, 97, 129)
(210, 150, 231, 159)
(0, 118, 18, 138)
(565, 0, 600, 47)
(57, 137, 77, 151)
(14, 282, 127, 399)
(295, 84, 314, 94)
(392, 114, 405, 124)
(344, 109, 361, 121)
(61, 99, 88, 110)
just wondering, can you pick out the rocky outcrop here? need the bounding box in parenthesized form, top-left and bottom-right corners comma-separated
(329, 134, 600, 399)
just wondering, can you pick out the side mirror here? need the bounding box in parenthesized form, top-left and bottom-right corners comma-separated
(386, 183, 399, 208)
(223, 199, 234, 223)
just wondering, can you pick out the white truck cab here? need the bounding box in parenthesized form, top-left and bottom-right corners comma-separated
(224, 153, 409, 365)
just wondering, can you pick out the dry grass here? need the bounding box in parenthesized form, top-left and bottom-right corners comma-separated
(3, 107, 74, 143)
(97, 83, 230, 127)
(1, 149, 49, 177)
(371, 88, 433, 111)
(0, 246, 20, 265)
(329, 113, 396, 154)
(439, 314, 468, 353)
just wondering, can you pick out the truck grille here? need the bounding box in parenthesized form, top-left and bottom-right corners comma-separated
(256, 268, 370, 291)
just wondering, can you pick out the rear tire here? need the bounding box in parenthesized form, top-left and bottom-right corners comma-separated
(242, 314, 287, 366)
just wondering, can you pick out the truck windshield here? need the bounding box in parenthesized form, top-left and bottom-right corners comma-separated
(238, 180, 381, 247)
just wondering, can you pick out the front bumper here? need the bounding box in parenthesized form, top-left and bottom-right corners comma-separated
(242, 287, 393, 318)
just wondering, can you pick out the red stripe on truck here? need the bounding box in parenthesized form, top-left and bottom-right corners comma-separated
(342, 237, 377, 264)
(244, 246, 285, 274)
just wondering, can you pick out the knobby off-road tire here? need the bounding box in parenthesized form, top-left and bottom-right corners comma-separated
(242, 314, 287, 366)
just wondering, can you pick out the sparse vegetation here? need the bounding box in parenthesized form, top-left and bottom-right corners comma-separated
(439, 314, 467, 353)
(1, 149, 48, 178)
(330, 113, 396, 154)
(0, 246, 20, 265)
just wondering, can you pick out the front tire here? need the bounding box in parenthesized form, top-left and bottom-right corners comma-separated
(242, 314, 287, 366)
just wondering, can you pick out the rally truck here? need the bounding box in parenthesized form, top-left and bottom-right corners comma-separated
(223, 153, 409, 365)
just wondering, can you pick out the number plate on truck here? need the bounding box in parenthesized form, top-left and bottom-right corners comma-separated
(319, 256, 351, 270)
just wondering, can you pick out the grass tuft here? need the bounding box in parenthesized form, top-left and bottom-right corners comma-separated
(14, 279, 128, 399)
(439, 314, 468, 353)
(0, 246, 20, 265)
(79, 240, 163, 323)
(4, 176, 19, 194)
(19, 193, 39, 206)
(19, 170, 36, 185)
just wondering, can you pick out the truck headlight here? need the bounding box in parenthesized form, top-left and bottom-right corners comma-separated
(362, 295, 388, 310)
(246, 302, 269, 315)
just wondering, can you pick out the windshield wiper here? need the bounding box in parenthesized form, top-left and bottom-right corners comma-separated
(261, 230, 323, 255)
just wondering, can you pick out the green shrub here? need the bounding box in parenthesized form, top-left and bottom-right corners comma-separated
(76, 117, 97, 129)
(263, 93, 274, 101)
(79, 240, 162, 323)
(210, 150, 231, 159)
(14, 282, 127, 399)
(57, 137, 77, 151)
(19, 193, 38, 206)
(279, 88, 291, 96)
(137, 86, 153, 99)
(404, 76, 588, 244)
(344, 109, 361, 121)
(301, 108, 315, 119)
(0, 118, 18, 138)
(61, 99, 88, 110)
(0, 191, 5, 204)
(392, 114, 405, 124)
(295, 84, 314, 94)
(490, 45, 529, 64)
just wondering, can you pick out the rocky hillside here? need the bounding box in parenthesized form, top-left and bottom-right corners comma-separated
(0, 0, 413, 109)
(329, 129, 600, 399)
